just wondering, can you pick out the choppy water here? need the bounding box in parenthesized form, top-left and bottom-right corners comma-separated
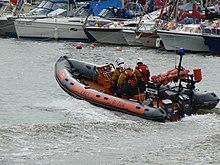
(0, 38, 220, 164)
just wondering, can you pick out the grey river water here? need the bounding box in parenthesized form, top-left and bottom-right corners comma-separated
(0, 38, 220, 164)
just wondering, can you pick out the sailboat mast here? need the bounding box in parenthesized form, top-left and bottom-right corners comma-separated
(121, 0, 125, 8)
(175, 0, 179, 23)
(159, 0, 167, 19)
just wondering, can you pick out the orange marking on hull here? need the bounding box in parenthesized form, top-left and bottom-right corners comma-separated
(68, 78, 145, 115)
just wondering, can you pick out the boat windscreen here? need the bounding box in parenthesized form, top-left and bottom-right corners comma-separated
(98, 8, 115, 18)
(37, 0, 47, 8)
(29, 8, 51, 15)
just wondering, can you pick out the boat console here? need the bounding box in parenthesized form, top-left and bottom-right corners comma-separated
(96, 63, 115, 94)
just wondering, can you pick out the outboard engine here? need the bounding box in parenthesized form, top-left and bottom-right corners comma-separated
(178, 94, 193, 116)
(162, 99, 173, 117)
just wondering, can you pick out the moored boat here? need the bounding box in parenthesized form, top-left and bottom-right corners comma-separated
(157, 24, 210, 52)
(84, 1, 147, 44)
(85, 23, 128, 45)
(136, 31, 161, 48)
(0, 0, 34, 37)
(202, 27, 220, 54)
(135, 20, 161, 48)
(55, 51, 219, 122)
(203, 34, 220, 54)
(84, 19, 155, 45)
(15, 16, 90, 41)
(0, 0, 72, 38)
(14, 0, 124, 41)
(122, 29, 143, 46)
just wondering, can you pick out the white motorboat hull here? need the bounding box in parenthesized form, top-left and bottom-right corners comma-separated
(136, 32, 161, 48)
(157, 30, 210, 52)
(122, 29, 143, 46)
(14, 17, 88, 41)
(85, 27, 127, 45)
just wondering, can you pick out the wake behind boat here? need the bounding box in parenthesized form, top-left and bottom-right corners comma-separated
(55, 49, 219, 122)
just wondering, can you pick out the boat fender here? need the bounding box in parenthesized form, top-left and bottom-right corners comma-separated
(115, 47, 122, 51)
(76, 44, 83, 49)
(88, 44, 95, 48)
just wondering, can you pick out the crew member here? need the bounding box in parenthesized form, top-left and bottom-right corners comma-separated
(116, 64, 138, 98)
(133, 57, 150, 92)
(109, 57, 125, 94)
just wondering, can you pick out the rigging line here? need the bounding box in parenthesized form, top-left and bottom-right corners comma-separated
(174, 30, 178, 68)
(83, 1, 93, 27)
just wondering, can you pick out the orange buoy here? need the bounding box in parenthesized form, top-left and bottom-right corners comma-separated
(193, 67, 202, 82)
(115, 47, 122, 51)
(76, 44, 82, 49)
(88, 44, 95, 48)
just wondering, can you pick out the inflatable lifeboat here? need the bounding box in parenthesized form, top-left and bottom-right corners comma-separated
(55, 56, 170, 122)
(55, 56, 219, 122)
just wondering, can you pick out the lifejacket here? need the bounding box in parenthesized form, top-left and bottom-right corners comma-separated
(111, 68, 121, 81)
(136, 64, 150, 83)
(124, 69, 137, 88)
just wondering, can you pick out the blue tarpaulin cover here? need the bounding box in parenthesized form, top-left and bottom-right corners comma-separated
(91, 0, 122, 15)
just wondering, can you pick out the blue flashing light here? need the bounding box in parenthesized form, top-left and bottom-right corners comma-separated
(179, 48, 185, 55)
